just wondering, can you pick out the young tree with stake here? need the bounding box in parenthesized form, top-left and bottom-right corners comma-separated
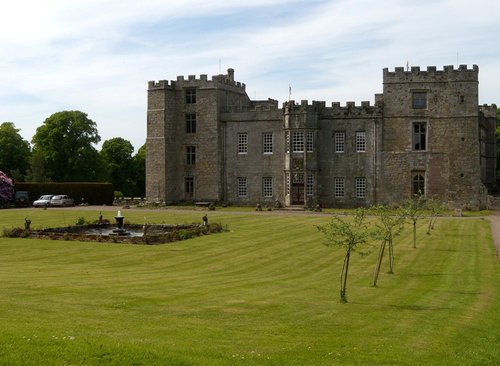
(317, 208, 371, 303)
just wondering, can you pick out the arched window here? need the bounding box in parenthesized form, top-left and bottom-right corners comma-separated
(412, 173, 425, 196)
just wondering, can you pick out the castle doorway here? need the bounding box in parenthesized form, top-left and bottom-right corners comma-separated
(291, 184, 304, 205)
(291, 172, 305, 205)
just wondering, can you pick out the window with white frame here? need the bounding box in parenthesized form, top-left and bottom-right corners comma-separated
(334, 177, 345, 198)
(306, 173, 314, 196)
(292, 131, 304, 152)
(412, 91, 427, 109)
(355, 177, 366, 198)
(263, 133, 273, 154)
(238, 177, 247, 197)
(238, 133, 248, 154)
(335, 132, 345, 153)
(263, 177, 273, 197)
(356, 131, 366, 152)
(306, 131, 314, 152)
(412, 172, 425, 196)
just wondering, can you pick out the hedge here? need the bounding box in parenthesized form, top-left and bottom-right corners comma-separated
(14, 182, 114, 205)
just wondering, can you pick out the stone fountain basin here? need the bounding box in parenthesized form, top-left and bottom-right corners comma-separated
(23, 223, 222, 245)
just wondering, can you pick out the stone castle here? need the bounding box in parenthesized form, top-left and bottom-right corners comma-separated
(146, 65, 497, 209)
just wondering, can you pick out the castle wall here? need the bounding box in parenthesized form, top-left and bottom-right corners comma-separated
(146, 65, 496, 209)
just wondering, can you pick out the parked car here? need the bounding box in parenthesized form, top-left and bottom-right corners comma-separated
(14, 191, 30, 207)
(50, 195, 75, 207)
(33, 195, 54, 207)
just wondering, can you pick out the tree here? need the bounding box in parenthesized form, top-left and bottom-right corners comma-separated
(132, 144, 146, 196)
(0, 122, 31, 181)
(402, 195, 426, 249)
(100, 138, 135, 196)
(0, 171, 14, 207)
(31, 111, 105, 182)
(425, 197, 445, 234)
(317, 209, 371, 303)
(371, 205, 406, 287)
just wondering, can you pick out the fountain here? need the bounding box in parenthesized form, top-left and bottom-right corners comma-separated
(111, 210, 130, 236)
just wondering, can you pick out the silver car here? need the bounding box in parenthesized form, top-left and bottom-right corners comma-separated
(50, 195, 75, 207)
(33, 195, 54, 207)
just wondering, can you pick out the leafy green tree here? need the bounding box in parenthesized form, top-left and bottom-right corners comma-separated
(100, 137, 135, 196)
(132, 144, 146, 196)
(317, 209, 371, 303)
(371, 205, 406, 286)
(31, 111, 105, 182)
(0, 122, 31, 181)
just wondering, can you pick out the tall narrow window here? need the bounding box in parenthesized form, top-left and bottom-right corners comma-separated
(292, 131, 304, 152)
(412, 92, 427, 109)
(412, 173, 425, 196)
(186, 114, 196, 133)
(412, 122, 427, 151)
(306, 173, 314, 196)
(286, 132, 290, 153)
(238, 133, 248, 154)
(263, 177, 273, 197)
(334, 177, 345, 198)
(263, 133, 273, 154)
(335, 132, 345, 153)
(238, 178, 247, 197)
(286, 173, 290, 195)
(356, 131, 366, 152)
(185, 88, 196, 104)
(186, 146, 196, 165)
(306, 131, 314, 152)
(355, 177, 366, 198)
(185, 177, 194, 199)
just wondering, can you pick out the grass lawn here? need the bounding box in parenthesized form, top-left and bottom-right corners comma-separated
(0, 207, 499, 365)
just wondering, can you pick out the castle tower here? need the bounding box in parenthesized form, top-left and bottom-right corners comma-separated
(379, 65, 489, 208)
(146, 69, 250, 203)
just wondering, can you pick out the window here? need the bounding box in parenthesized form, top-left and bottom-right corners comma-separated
(355, 177, 366, 198)
(292, 131, 304, 152)
(263, 133, 273, 154)
(185, 88, 196, 104)
(356, 131, 366, 152)
(412, 92, 427, 109)
(186, 146, 196, 165)
(306, 132, 314, 152)
(306, 173, 314, 196)
(238, 133, 248, 154)
(286, 132, 290, 153)
(335, 132, 345, 153)
(185, 177, 194, 199)
(186, 114, 196, 133)
(263, 177, 273, 197)
(238, 178, 247, 197)
(334, 177, 345, 198)
(412, 173, 425, 196)
(412, 122, 427, 151)
(286, 173, 290, 195)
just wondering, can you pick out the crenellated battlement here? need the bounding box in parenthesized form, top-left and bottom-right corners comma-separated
(148, 68, 246, 91)
(222, 99, 279, 113)
(284, 99, 381, 117)
(479, 104, 498, 118)
(384, 64, 478, 83)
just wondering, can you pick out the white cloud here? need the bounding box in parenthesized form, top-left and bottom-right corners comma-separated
(1, 0, 499, 150)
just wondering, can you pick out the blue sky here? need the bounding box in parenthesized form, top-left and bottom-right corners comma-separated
(1, 0, 499, 151)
